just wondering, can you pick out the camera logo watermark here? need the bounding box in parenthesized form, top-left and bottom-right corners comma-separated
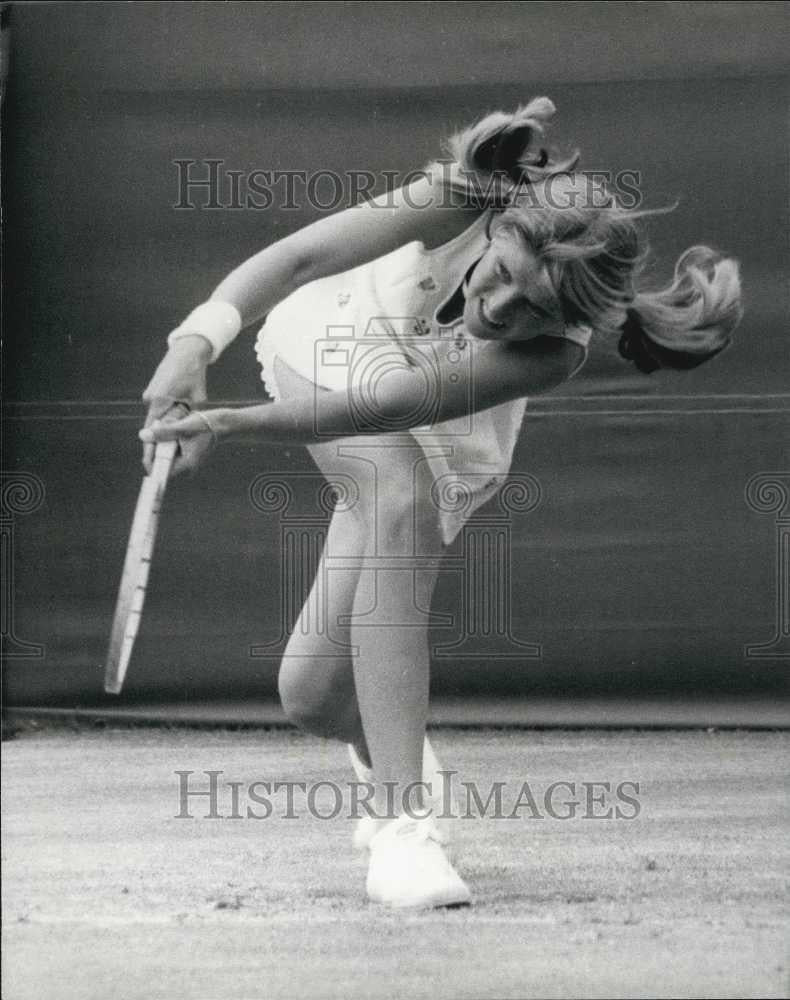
(312, 323, 474, 438)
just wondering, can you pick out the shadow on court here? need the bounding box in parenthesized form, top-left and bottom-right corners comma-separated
(2, 726, 787, 1000)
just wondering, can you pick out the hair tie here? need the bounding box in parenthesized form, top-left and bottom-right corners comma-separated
(618, 308, 727, 374)
(617, 309, 661, 374)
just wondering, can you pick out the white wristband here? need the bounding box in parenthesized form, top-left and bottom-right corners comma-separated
(167, 301, 242, 363)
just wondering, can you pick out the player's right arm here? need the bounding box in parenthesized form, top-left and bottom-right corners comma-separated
(207, 175, 480, 326)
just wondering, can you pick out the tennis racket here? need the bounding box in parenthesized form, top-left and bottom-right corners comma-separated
(104, 403, 188, 694)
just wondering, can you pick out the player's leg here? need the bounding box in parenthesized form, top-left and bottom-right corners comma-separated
(349, 451, 471, 906)
(280, 432, 448, 777)
(346, 445, 444, 815)
(276, 500, 369, 751)
(277, 429, 450, 799)
(267, 354, 371, 759)
(269, 356, 461, 889)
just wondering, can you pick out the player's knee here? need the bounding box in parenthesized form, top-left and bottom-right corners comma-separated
(277, 665, 319, 729)
(277, 663, 348, 737)
(375, 493, 414, 545)
(376, 496, 440, 552)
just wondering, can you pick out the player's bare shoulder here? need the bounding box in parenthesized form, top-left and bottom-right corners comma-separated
(497, 334, 583, 393)
(429, 333, 583, 415)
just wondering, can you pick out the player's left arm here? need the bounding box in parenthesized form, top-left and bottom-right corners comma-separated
(140, 337, 582, 447)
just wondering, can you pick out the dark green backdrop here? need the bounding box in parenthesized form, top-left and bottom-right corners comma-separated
(3, 4, 789, 705)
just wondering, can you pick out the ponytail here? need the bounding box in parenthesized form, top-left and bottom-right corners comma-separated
(619, 246, 742, 373)
(434, 98, 579, 205)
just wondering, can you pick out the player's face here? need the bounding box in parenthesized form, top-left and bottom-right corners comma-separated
(463, 231, 564, 342)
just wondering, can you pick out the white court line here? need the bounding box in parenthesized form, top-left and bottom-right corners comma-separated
(7, 408, 789, 420)
(5, 393, 790, 405)
(7, 911, 562, 927)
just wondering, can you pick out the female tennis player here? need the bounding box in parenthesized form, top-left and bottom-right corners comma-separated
(140, 98, 742, 908)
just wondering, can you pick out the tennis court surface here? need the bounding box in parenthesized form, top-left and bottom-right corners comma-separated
(3, 724, 787, 999)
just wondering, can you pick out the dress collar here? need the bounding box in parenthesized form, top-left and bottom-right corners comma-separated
(434, 259, 480, 327)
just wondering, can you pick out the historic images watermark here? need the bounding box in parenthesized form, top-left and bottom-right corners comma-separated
(744, 472, 790, 659)
(172, 161, 644, 212)
(173, 770, 642, 822)
(1, 471, 46, 660)
(249, 465, 543, 663)
(249, 325, 545, 661)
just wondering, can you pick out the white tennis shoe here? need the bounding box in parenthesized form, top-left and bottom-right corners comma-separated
(348, 737, 456, 850)
(366, 814, 472, 909)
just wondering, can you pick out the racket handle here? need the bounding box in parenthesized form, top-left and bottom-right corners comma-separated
(151, 438, 178, 477)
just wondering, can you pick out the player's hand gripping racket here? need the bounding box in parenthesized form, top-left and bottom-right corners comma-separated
(104, 402, 189, 694)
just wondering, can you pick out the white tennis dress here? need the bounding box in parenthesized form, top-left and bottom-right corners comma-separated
(255, 210, 591, 545)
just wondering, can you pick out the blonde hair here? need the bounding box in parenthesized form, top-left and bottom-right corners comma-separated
(435, 101, 743, 372)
